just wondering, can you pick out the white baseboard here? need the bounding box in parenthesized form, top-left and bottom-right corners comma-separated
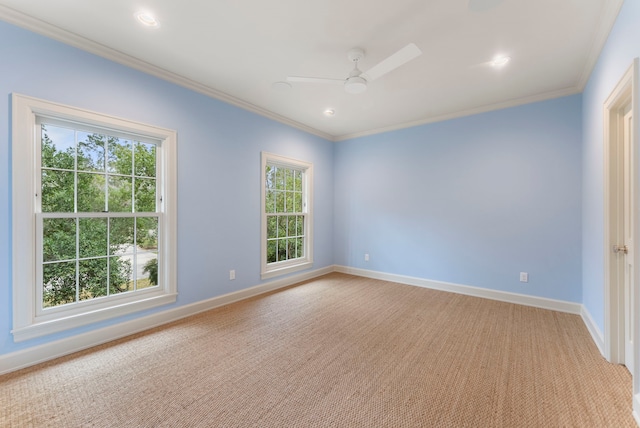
(0, 265, 334, 375)
(580, 305, 605, 355)
(634, 394, 640, 427)
(335, 265, 582, 315)
(0, 264, 600, 376)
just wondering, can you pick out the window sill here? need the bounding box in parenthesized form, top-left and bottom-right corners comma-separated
(261, 261, 313, 280)
(12, 293, 177, 342)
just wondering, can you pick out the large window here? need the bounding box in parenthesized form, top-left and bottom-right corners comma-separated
(12, 94, 177, 341)
(261, 152, 313, 279)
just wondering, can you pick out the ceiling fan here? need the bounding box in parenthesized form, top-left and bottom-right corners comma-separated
(287, 43, 422, 94)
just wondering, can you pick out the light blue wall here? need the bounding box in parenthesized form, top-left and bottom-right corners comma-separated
(334, 95, 583, 302)
(0, 21, 334, 355)
(582, 0, 640, 332)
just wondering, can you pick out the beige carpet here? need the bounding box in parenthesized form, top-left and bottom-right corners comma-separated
(0, 273, 636, 427)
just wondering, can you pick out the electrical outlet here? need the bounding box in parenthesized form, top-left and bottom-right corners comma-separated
(519, 272, 528, 283)
(364, 253, 369, 262)
(229, 270, 236, 280)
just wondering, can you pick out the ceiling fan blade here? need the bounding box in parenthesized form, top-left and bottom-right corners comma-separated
(287, 76, 344, 84)
(362, 43, 422, 82)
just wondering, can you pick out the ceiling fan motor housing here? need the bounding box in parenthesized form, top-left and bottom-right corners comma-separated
(345, 48, 367, 93)
(347, 48, 365, 63)
(344, 76, 367, 94)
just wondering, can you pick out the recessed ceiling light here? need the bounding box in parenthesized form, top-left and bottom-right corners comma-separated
(324, 108, 335, 117)
(491, 56, 511, 67)
(135, 11, 159, 28)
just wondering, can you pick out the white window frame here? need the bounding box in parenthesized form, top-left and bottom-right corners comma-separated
(11, 94, 177, 342)
(261, 152, 313, 279)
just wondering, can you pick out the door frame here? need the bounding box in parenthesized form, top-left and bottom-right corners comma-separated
(604, 59, 638, 377)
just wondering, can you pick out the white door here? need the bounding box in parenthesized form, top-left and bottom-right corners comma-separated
(623, 107, 634, 376)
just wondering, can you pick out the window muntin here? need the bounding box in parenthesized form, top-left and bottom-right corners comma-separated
(37, 122, 160, 311)
(261, 153, 313, 279)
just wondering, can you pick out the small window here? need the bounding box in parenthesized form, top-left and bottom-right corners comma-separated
(12, 94, 177, 341)
(261, 152, 313, 279)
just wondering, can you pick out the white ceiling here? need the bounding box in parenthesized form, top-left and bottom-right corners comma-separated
(0, 0, 624, 141)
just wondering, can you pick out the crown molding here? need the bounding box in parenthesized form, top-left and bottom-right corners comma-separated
(0, 5, 334, 142)
(335, 86, 581, 142)
(575, 0, 625, 90)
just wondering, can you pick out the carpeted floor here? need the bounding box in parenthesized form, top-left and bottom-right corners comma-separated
(0, 273, 636, 427)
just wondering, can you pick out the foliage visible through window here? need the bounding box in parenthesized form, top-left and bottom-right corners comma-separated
(265, 164, 306, 264)
(40, 123, 159, 309)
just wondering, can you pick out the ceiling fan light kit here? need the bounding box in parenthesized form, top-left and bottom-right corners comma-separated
(287, 43, 422, 95)
(344, 77, 367, 94)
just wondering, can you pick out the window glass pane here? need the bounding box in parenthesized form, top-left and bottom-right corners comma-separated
(285, 169, 294, 191)
(296, 237, 304, 258)
(134, 178, 156, 212)
(267, 216, 277, 239)
(296, 216, 304, 236)
(108, 176, 132, 212)
(79, 218, 108, 258)
(77, 132, 106, 172)
(285, 191, 294, 213)
(110, 255, 133, 295)
(107, 138, 133, 175)
(137, 217, 158, 249)
(288, 216, 297, 237)
(277, 239, 287, 262)
(138, 252, 158, 289)
(42, 170, 75, 213)
(267, 240, 277, 263)
(43, 218, 76, 262)
(294, 192, 302, 213)
(277, 216, 287, 238)
(135, 142, 156, 178)
(265, 190, 275, 213)
(275, 190, 285, 213)
(275, 167, 285, 190)
(43, 261, 77, 308)
(109, 217, 135, 254)
(287, 239, 296, 259)
(77, 172, 106, 212)
(294, 170, 302, 192)
(41, 125, 75, 170)
(265, 165, 275, 190)
(79, 258, 108, 301)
